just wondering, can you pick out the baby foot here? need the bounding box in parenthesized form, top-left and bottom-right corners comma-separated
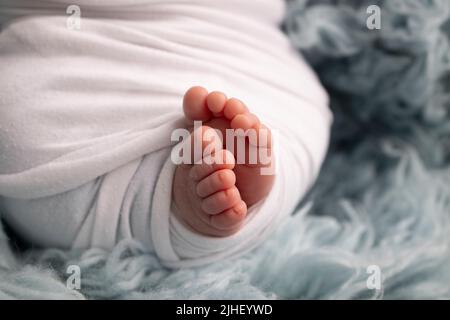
(182, 86, 275, 208)
(172, 125, 248, 237)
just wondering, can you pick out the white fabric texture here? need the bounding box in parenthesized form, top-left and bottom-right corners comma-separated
(0, 0, 332, 267)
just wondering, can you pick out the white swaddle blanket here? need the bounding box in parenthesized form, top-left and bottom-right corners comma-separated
(0, 0, 332, 267)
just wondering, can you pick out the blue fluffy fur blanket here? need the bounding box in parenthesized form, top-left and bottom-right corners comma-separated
(0, 0, 449, 299)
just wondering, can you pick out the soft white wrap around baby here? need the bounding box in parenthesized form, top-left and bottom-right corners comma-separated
(0, 0, 331, 267)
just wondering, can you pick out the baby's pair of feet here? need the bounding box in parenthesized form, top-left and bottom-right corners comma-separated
(172, 87, 275, 237)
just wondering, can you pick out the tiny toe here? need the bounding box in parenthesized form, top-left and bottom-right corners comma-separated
(201, 187, 241, 215)
(189, 149, 235, 180)
(231, 113, 260, 131)
(183, 86, 212, 122)
(206, 91, 227, 116)
(223, 98, 248, 120)
(196, 169, 236, 198)
(210, 200, 247, 231)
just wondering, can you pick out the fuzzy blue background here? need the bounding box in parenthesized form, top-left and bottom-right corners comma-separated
(1, 0, 449, 299)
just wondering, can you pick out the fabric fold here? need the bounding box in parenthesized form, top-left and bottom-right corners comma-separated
(0, 0, 331, 267)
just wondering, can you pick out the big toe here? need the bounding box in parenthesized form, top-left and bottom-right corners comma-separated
(183, 86, 212, 122)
